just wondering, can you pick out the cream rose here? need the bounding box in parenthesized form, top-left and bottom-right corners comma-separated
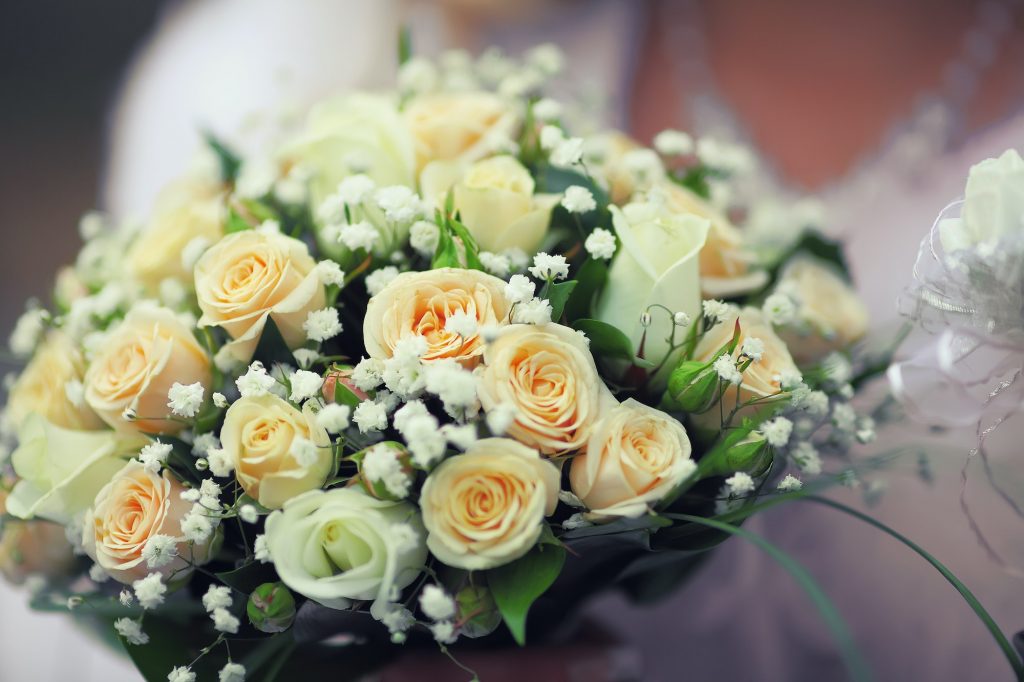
(419, 438, 559, 570)
(478, 323, 615, 455)
(128, 177, 225, 292)
(570, 399, 694, 519)
(7, 415, 146, 523)
(661, 183, 769, 298)
(363, 268, 511, 368)
(7, 331, 104, 431)
(595, 202, 708, 385)
(82, 460, 213, 584)
(692, 307, 799, 431)
(283, 93, 417, 207)
(84, 306, 211, 434)
(940, 148, 1024, 252)
(419, 155, 557, 254)
(221, 394, 332, 510)
(195, 230, 326, 362)
(405, 92, 519, 171)
(264, 487, 427, 617)
(580, 131, 645, 205)
(775, 257, 869, 363)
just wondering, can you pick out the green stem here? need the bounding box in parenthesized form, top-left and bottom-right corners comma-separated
(805, 495, 1024, 681)
(668, 512, 872, 682)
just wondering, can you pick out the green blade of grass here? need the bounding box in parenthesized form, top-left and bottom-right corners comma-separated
(805, 495, 1024, 681)
(667, 512, 872, 682)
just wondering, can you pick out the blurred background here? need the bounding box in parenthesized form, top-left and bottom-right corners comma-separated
(2, 1, 1024, 680)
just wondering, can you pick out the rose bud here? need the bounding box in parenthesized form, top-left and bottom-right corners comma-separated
(663, 360, 720, 413)
(322, 365, 368, 404)
(455, 584, 502, 639)
(247, 582, 297, 634)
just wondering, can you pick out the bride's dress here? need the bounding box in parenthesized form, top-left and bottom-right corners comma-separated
(4, 2, 1021, 680)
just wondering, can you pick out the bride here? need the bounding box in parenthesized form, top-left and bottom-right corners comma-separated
(20, 1, 1024, 680)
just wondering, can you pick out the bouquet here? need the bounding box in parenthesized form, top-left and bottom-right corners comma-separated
(0, 42, 961, 682)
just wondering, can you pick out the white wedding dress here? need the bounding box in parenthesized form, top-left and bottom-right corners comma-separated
(5, 1, 1022, 680)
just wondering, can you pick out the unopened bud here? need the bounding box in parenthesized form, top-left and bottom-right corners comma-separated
(640, 311, 652, 328)
(247, 582, 296, 634)
(456, 585, 502, 639)
(664, 361, 719, 413)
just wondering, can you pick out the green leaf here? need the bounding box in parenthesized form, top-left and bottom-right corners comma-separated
(203, 131, 243, 183)
(563, 258, 608, 323)
(164, 438, 203, 487)
(487, 542, 566, 646)
(448, 217, 486, 271)
(669, 513, 871, 682)
(536, 166, 609, 207)
(226, 207, 253, 234)
(431, 211, 461, 269)
(252, 316, 296, 370)
(544, 280, 577, 322)
(217, 561, 280, 594)
(806, 496, 1024, 681)
(572, 319, 654, 368)
(397, 25, 413, 66)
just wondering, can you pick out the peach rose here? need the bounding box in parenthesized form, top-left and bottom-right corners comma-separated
(404, 92, 519, 171)
(195, 230, 326, 362)
(692, 307, 799, 431)
(84, 306, 211, 435)
(478, 323, 615, 455)
(7, 331, 104, 431)
(661, 183, 768, 298)
(83, 460, 212, 584)
(0, 491, 76, 585)
(128, 177, 225, 292)
(419, 438, 559, 570)
(221, 394, 333, 510)
(774, 257, 869, 364)
(570, 399, 694, 519)
(363, 268, 511, 368)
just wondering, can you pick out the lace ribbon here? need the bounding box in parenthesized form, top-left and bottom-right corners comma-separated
(888, 200, 1024, 575)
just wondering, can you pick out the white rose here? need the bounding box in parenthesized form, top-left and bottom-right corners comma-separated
(264, 488, 427, 618)
(420, 155, 557, 254)
(595, 202, 708, 384)
(7, 415, 146, 523)
(570, 399, 693, 519)
(775, 257, 869, 363)
(940, 148, 1024, 252)
(661, 183, 769, 298)
(282, 93, 416, 208)
(419, 438, 559, 570)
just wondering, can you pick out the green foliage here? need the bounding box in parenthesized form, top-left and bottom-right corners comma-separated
(252, 316, 296, 370)
(217, 561, 280, 594)
(544, 280, 577, 322)
(397, 26, 413, 66)
(486, 542, 566, 646)
(563, 258, 608, 322)
(225, 207, 253, 234)
(668, 512, 871, 682)
(203, 132, 242, 183)
(571, 319, 654, 368)
(807, 496, 1024, 681)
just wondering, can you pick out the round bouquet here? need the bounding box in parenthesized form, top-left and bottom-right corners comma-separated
(1, 43, 909, 682)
